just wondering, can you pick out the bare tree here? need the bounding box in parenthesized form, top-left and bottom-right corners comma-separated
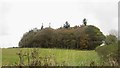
(109, 29, 118, 38)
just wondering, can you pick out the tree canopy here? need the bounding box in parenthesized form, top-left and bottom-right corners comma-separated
(63, 21, 70, 28)
(19, 24, 105, 50)
(105, 34, 117, 45)
(83, 18, 87, 26)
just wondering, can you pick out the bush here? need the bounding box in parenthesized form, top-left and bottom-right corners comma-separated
(105, 35, 117, 45)
(16, 49, 57, 66)
(95, 43, 118, 66)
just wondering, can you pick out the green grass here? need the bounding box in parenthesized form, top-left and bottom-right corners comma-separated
(2, 48, 101, 66)
(95, 43, 118, 60)
(0, 48, 2, 67)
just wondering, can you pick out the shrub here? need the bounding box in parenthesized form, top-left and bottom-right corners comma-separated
(95, 43, 118, 66)
(16, 49, 57, 66)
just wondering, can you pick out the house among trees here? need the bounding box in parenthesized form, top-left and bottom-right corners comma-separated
(100, 41, 105, 46)
(33, 28, 38, 32)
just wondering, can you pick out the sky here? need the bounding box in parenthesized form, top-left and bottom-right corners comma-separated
(0, 0, 119, 48)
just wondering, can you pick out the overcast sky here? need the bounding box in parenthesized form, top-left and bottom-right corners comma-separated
(0, 0, 119, 48)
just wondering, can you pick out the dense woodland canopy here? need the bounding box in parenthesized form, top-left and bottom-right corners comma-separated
(19, 21, 105, 50)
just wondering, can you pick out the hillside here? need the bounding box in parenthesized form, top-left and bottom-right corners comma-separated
(2, 48, 101, 66)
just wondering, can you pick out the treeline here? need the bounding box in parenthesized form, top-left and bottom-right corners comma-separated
(19, 23, 105, 50)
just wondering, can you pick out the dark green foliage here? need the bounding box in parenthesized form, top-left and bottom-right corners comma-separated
(19, 29, 37, 48)
(63, 21, 70, 28)
(84, 25, 105, 50)
(83, 18, 87, 26)
(105, 34, 117, 45)
(95, 43, 118, 66)
(19, 25, 105, 50)
(118, 40, 120, 65)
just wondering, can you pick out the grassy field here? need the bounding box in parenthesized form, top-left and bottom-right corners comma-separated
(2, 48, 101, 66)
(0, 48, 2, 67)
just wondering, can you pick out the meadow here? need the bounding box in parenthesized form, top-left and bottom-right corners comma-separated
(0, 48, 2, 67)
(2, 48, 101, 66)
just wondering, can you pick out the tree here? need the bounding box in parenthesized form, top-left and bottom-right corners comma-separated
(19, 24, 105, 50)
(49, 22, 51, 28)
(83, 18, 87, 26)
(33, 28, 55, 48)
(41, 23, 43, 30)
(109, 29, 118, 38)
(105, 34, 117, 45)
(64, 21, 70, 28)
(79, 28, 89, 49)
(19, 30, 37, 47)
(84, 25, 105, 49)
